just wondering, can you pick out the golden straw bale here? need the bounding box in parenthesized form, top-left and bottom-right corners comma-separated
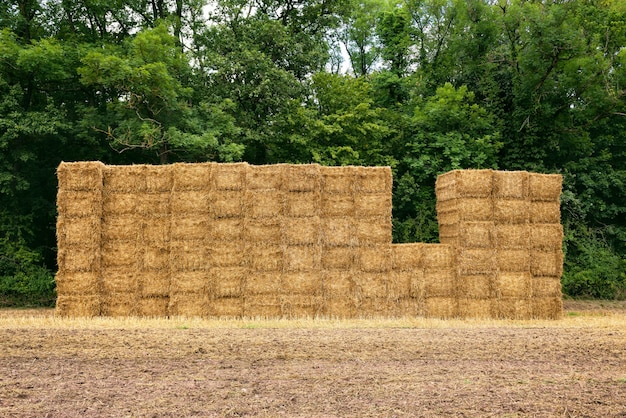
(284, 164, 321, 192)
(424, 297, 457, 319)
(323, 270, 354, 297)
(321, 246, 355, 270)
(243, 295, 282, 318)
(493, 199, 530, 224)
(281, 295, 323, 319)
(138, 272, 170, 297)
(282, 272, 323, 295)
(529, 173, 562, 202)
(354, 166, 392, 193)
(531, 276, 562, 298)
(321, 193, 354, 217)
(457, 248, 496, 274)
(457, 274, 493, 299)
(170, 271, 209, 294)
(423, 269, 456, 298)
(210, 267, 245, 297)
(354, 193, 392, 217)
(57, 190, 102, 217)
(247, 244, 283, 272)
(102, 192, 138, 215)
(353, 273, 388, 298)
(530, 224, 564, 250)
(458, 298, 493, 319)
(493, 171, 529, 199)
(282, 216, 321, 245)
(142, 217, 170, 243)
(138, 297, 169, 317)
(170, 190, 210, 214)
(530, 201, 561, 224)
(284, 245, 321, 272)
(145, 165, 172, 192)
(390, 269, 424, 299)
(101, 214, 140, 241)
(206, 297, 243, 318)
(457, 198, 493, 221)
(168, 293, 208, 317)
(496, 250, 530, 272)
(495, 272, 531, 298)
(136, 192, 169, 215)
(57, 246, 100, 273)
(495, 224, 530, 249)
(212, 163, 247, 191)
(103, 165, 147, 192)
(170, 216, 211, 241)
(459, 221, 494, 248)
(531, 297, 562, 319)
(322, 217, 355, 246)
(324, 297, 357, 319)
(246, 164, 284, 190)
(55, 272, 100, 295)
(57, 216, 100, 247)
(57, 161, 104, 191)
(103, 293, 140, 317)
(244, 218, 282, 243)
(458, 169, 493, 197)
(435, 199, 458, 224)
(212, 217, 243, 241)
(101, 241, 137, 268)
(321, 166, 355, 194)
(211, 190, 245, 218)
(435, 171, 456, 202)
(391, 243, 423, 271)
(357, 297, 393, 318)
(395, 297, 423, 317)
(421, 244, 454, 269)
(493, 298, 531, 320)
(355, 217, 392, 245)
(246, 189, 285, 218)
(438, 224, 458, 245)
(171, 162, 213, 191)
(101, 270, 139, 294)
(55, 294, 101, 317)
(286, 191, 321, 217)
(169, 241, 209, 272)
(358, 245, 392, 273)
(142, 245, 170, 271)
(245, 272, 281, 295)
(530, 250, 564, 277)
(209, 242, 245, 267)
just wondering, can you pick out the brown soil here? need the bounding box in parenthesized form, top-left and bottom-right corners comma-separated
(1, 304, 625, 417)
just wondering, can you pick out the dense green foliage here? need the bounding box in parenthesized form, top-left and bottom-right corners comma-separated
(0, 0, 624, 305)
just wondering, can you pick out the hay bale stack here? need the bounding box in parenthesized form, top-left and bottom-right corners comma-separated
(421, 244, 457, 318)
(390, 244, 424, 316)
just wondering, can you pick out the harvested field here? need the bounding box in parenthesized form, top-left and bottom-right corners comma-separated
(0, 301, 624, 417)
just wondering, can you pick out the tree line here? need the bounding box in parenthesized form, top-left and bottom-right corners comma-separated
(1, 0, 625, 305)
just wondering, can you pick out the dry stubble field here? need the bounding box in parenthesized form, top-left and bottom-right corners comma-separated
(1, 300, 625, 417)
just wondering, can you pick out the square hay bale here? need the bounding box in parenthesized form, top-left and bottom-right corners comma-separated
(321, 246, 355, 270)
(170, 271, 209, 294)
(282, 272, 323, 295)
(424, 297, 457, 319)
(355, 217, 392, 245)
(281, 295, 323, 319)
(57, 216, 101, 247)
(168, 293, 208, 317)
(323, 270, 354, 297)
(458, 298, 493, 319)
(212, 163, 247, 191)
(529, 173, 562, 202)
(459, 221, 494, 248)
(354, 166, 392, 193)
(57, 161, 104, 191)
(395, 297, 424, 317)
(101, 241, 137, 269)
(438, 224, 458, 244)
(101, 215, 141, 241)
(531, 250, 564, 277)
(321, 166, 355, 194)
(530, 201, 561, 224)
(457, 274, 493, 299)
(532, 276, 562, 298)
(321, 194, 354, 217)
(354, 193, 392, 217)
(353, 273, 388, 298)
(138, 272, 170, 297)
(495, 272, 532, 298)
(57, 246, 100, 273)
(422, 244, 454, 269)
(103, 293, 140, 317)
(435, 172, 456, 202)
(208, 242, 245, 267)
(245, 272, 281, 295)
(530, 224, 563, 250)
(495, 224, 530, 249)
(496, 249, 531, 272)
(247, 244, 283, 272)
(55, 272, 100, 295)
(55, 294, 101, 317)
(246, 164, 284, 190)
(103, 192, 138, 215)
(169, 241, 209, 271)
(322, 217, 355, 246)
(493, 171, 529, 199)
(170, 190, 210, 214)
(358, 245, 392, 273)
(284, 164, 321, 192)
(390, 269, 424, 299)
(282, 216, 321, 245)
(423, 269, 456, 298)
(172, 162, 213, 191)
(456, 169, 493, 197)
(57, 190, 102, 217)
(531, 297, 563, 319)
(286, 191, 321, 217)
(210, 267, 245, 297)
(457, 248, 496, 274)
(493, 298, 531, 320)
(138, 297, 169, 317)
(103, 165, 147, 192)
(243, 295, 282, 318)
(457, 198, 493, 221)
(206, 297, 243, 318)
(141, 245, 170, 271)
(211, 190, 244, 218)
(357, 297, 393, 318)
(212, 218, 243, 241)
(101, 270, 139, 294)
(391, 243, 423, 271)
(142, 217, 170, 243)
(170, 216, 211, 241)
(324, 297, 357, 319)
(246, 189, 284, 218)
(136, 192, 170, 215)
(494, 199, 530, 224)
(145, 165, 172, 192)
(244, 218, 282, 243)
(284, 245, 321, 272)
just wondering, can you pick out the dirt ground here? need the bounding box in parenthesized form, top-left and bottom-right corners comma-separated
(1, 301, 625, 417)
